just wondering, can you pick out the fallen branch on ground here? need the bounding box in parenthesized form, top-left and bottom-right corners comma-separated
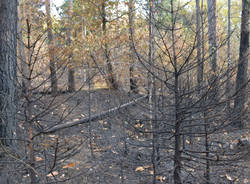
(42, 95, 147, 133)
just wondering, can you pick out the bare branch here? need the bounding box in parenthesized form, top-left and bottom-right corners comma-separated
(42, 95, 147, 133)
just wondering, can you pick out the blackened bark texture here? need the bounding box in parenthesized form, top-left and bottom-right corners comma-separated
(174, 75, 181, 184)
(25, 18, 37, 184)
(67, 0, 75, 92)
(68, 67, 75, 92)
(101, 1, 118, 89)
(170, 0, 181, 183)
(0, 0, 17, 146)
(166, 0, 182, 183)
(201, 1, 210, 181)
(226, 0, 232, 112)
(234, 0, 249, 127)
(46, 0, 57, 95)
(207, 0, 218, 102)
(201, 0, 205, 69)
(17, 4, 28, 96)
(128, 0, 138, 93)
(204, 121, 210, 184)
(148, 1, 159, 183)
(196, 0, 203, 94)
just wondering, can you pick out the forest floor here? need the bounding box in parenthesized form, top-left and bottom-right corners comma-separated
(17, 89, 250, 184)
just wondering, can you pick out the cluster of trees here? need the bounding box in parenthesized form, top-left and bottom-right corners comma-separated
(0, 0, 249, 183)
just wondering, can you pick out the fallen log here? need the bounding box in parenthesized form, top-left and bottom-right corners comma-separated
(43, 95, 147, 133)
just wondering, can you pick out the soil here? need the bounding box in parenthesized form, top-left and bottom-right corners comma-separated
(15, 89, 250, 184)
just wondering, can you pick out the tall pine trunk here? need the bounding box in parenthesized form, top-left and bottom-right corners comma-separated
(169, 1, 182, 183)
(101, 1, 118, 89)
(234, 0, 249, 128)
(196, 0, 203, 94)
(0, 3, 18, 182)
(0, 0, 17, 146)
(207, 0, 218, 101)
(226, 0, 232, 112)
(17, 3, 29, 96)
(67, 0, 75, 92)
(128, 0, 138, 93)
(46, 0, 57, 95)
(148, 1, 159, 183)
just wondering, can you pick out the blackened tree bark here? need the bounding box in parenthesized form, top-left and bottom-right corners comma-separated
(207, 0, 218, 101)
(128, 0, 138, 93)
(170, 0, 181, 183)
(0, 0, 18, 146)
(46, 0, 58, 95)
(201, 1, 210, 182)
(17, 3, 28, 96)
(234, 0, 249, 127)
(148, 1, 159, 183)
(196, 0, 203, 94)
(101, 1, 118, 89)
(226, 0, 232, 112)
(67, 0, 75, 92)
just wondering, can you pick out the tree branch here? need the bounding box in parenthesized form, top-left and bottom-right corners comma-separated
(42, 95, 147, 133)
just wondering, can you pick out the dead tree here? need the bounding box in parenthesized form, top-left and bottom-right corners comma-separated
(0, 0, 18, 146)
(101, 1, 118, 89)
(196, 0, 203, 94)
(46, 0, 58, 95)
(67, 0, 75, 92)
(128, 0, 139, 93)
(0, 1, 18, 183)
(207, 0, 218, 102)
(233, 0, 249, 128)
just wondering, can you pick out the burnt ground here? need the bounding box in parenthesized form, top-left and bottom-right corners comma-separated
(15, 89, 250, 184)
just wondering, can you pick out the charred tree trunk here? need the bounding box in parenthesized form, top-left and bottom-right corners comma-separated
(196, 0, 203, 94)
(101, 1, 118, 89)
(0, 2, 18, 182)
(67, 0, 75, 92)
(170, 0, 182, 183)
(46, 0, 57, 95)
(234, 0, 249, 128)
(173, 75, 182, 184)
(17, 4, 28, 96)
(201, 1, 210, 182)
(25, 19, 37, 184)
(128, 0, 138, 93)
(148, 1, 159, 183)
(0, 0, 17, 146)
(68, 67, 75, 92)
(207, 0, 218, 102)
(226, 0, 232, 112)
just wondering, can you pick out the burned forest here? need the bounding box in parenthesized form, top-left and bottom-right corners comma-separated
(0, 0, 249, 184)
